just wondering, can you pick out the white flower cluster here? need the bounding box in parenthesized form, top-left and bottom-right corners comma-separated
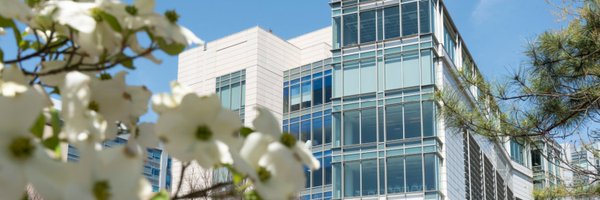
(0, 0, 320, 199)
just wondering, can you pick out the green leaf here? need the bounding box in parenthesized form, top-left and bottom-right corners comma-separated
(0, 48, 4, 62)
(18, 40, 30, 50)
(0, 16, 12, 27)
(50, 108, 62, 136)
(150, 190, 170, 200)
(42, 136, 59, 150)
(30, 113, 46, 138)
(244, 191, 262, 200)
(233, 172, 244, 185)
(240, 127, 254, 137)
(98, 11, 122, 32)
(157, 38, 185, 55)
(121, 57, 135, 70)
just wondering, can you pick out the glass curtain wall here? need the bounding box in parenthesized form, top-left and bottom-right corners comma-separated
(331, 0, 435, 49)
(216, 70, 246, 122)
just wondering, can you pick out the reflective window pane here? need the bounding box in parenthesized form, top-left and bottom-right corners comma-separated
(386, 105, 403, 140)
(343, 62, 360, 96)
(361, 59, 377, 93)
(384, 6, 400, 39)
(402, 2, 418, 36)
(333, 16, 341, 49)
(403, 53, 420, 88)
(220, 86, 231, 108)
(333, 64, 343, 98)
(423, 101, 435, 137)
(333, 113, 342, 146)
(424, 154, 437, 191)
(324, 115, 332, 144)
(313, 117, 323, 145)
(325, 75, 333, 103)
(313, 165, 323, 187)
(305, 168, 310, 188)
(360, 10, 376, 43)
(343, 111, 360, 145)
(405, 155, 423, 192)
(361, 108, 377, 143)
(283, 87, 289, 113)
(290, 123, 300, 140)
(404, 102, 421, 139)
(333, 163, 342, 198)
(344, 162, 361, 197)
(379, 159, 386, 194)
(231, 83, 241, 110)
(362, 160, 378, 196)
(301, 120, 311, 142)
(301, 81, 311, 109)
(387, 157, 404, 193)
(290, 84, 301, 111)
(377, 9, 383, 41)
(378, 107, 385, 142)
(421, 50, 433, 85)
(313, 78, 323, 106)
(325, 156, 332, 185)
(343, 13, 358, 46)
(385, 54, 402, 90)
(419, 0, 431, 33)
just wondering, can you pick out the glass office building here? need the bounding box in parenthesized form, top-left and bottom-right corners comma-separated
(178, 0, 536, 199)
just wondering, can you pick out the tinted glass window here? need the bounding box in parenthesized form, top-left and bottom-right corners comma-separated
(386, 105, 403, 140)
(422, 101, 435, 137)
(419, 0, 431, 33)
(361, 108, 377, 143)
(343, 62, 360, 96)
(384, 6, 400, 39)
(344, 162, 361, 197)
(343, 111, 360, 145)
(324, 75, 333, 102)
(402, 2, 418, 36)
(424, 154, 437, 191)
(333, 17, 341, 49)
(387, 157, 404, 193)
(313, 117, 323, 145)
(301, 81, 311, 109)
(361, 59, 376, 93)
(404, 102, 421, 138)
(360, 10, 376, 43)
(343, 13, 358, 46)
(403, 53, 420, 87)
(405, 155, 423, 192)
(313, 78, 323, 106)
(385, 54, 402, 90)
(290, 84, 300, 111)
(362, 160, 378, 196)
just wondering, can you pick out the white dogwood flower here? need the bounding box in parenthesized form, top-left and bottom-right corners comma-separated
(253, 142, 306, 200)
(0, 0, 32, 22)
(42, 0, 98, 34)
(132, 122, 160, 149)
(0, 67, 46, 200)
(61, 72, 107, 143)
(0, 27, 4, 35)
(43, 145, 152, 200)
(89, 71, 151, 139)
(155, 94, 242, 168)
(151, 81, 192, 114)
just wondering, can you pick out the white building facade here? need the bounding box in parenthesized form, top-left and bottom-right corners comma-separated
(176, 0, 534, 199)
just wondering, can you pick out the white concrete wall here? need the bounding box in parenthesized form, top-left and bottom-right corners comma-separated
(175, 26, 332, 195)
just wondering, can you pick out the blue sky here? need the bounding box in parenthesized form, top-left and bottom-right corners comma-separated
(0, 0, 568, 122)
